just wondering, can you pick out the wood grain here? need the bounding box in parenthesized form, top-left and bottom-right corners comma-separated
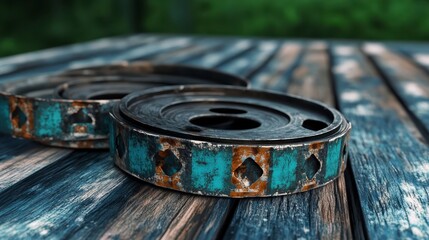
(363, 43, 429, 140)
(0, 35, 234, 238)
(0, 35, 428, 239)
(0, 35, 158, 76)
(0, 38, 284, 239)
(153, 40, 223, 64)
(0, 37, 192, 83)
(332, 45, 429, 239)
(184, 40, 254, 68)
(218, 41, 278, 77)
(252, 42, 302, 91)
(224, 42, 352, 240)
(0, 136, 72, 191)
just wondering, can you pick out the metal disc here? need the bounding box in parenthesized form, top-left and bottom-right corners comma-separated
(55, 63, 248, 100)
(0, 62, 248, 149)
(110, 85, 351, 198)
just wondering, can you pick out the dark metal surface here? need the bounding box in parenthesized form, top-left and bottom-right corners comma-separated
(0, 62, 248, 148)
(110, 85, 351, 197)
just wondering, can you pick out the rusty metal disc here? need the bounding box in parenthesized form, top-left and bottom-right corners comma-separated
(0, 62, 248, 149)
(110, 85, 351, 197)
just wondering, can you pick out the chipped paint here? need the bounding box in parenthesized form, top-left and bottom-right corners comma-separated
(111, 109, 351, 197)
(325, 139, 343, 180)
(269, 148, 298, 192)
(230, 147, 270, 197)
(191, 144, 232, 193)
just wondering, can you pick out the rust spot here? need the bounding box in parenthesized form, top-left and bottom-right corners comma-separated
(9, 95, 34, 139)
(159, 137, 180, 148)
(73, 125, 88, 133)
(71, 101, 90, 108)
(155, 149, 182, 176)
(74, 140, 96, 149)
(153, 138, 184, 190)
(230, 146, 270, 197)
(310, 142, 324, 150)
(301, 179, 318, 191)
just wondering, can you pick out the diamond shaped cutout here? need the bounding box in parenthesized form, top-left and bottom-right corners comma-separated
(234, 157, 263, 187)
(69, 109, 92, 124)
(156, 149, 182, 176)
(305, 154, 321, 179)
(12, 106, 27, 128)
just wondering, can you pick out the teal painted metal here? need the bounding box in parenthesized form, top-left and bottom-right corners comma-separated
(269, 148, 298, 192)
(325, 138, 344, 180)
(111, 86, 352, 197)
(33, 102, 63, 138)
(0, 95, 11, 133)
(0, 62, 248, 148)
(127, 132, 155, 179)
(191, 144, 233, 193)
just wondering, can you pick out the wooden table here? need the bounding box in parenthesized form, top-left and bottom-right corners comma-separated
(0, 35, 428, 239)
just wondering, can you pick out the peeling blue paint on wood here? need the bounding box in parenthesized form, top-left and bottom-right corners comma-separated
(332, 44, 429, 239)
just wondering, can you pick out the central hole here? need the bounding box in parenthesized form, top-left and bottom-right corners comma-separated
(190, 116, 261, 130)
(302, 119, 328, 131)
(88, 93, 128, 100)
(209, 108, 247, 114)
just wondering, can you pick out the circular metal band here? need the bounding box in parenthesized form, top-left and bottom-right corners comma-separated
(110, 86, 351, 197)
(0, 62, 248, 148)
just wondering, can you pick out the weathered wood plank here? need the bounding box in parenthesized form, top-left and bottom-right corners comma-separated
(411, 53, 429, 72)
(0, 37, 204, 195)
(332, 45, 429, 239)
(0, 35, 158, 76)
(218, 41, 278, 77)
(0, 136, 72, 191)
(153, 41, 223, 64)
(0, 151, 134, 239)
(184, 40, 254, 68)
(252, 42, 302, 91)
(0, 39, 276, 239)
(159, 197, 232, 239)
(363, 43, 429, 139)
(0, 37, 202, 196)
(224, 42, 352, 239)
(0, 37, 193, 83)
(98, 40, 280, 239)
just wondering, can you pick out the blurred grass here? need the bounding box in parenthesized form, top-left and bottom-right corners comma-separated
(1, 0, 428, 57)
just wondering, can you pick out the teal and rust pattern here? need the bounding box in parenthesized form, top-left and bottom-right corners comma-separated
(111, 112, 350, 197)
(0, 62, 248, 148)
(0, 89, 114, 148)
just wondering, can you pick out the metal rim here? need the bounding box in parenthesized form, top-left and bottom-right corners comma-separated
(119, 85, 344, 145)
(110, 85, 352, 197)
(0, 62, 248, 149)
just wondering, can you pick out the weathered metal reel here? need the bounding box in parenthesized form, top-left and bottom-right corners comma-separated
(110, 85, 351, 197)
(0, 62, 248, 148)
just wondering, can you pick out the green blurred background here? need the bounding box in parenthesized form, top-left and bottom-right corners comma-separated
(1, 0, 428, 57)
